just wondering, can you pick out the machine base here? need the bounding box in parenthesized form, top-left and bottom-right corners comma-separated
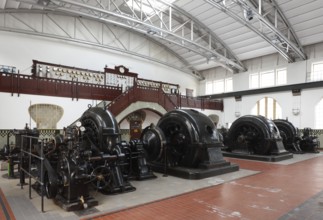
(150, 161, 239, 179)
(129, 171, 157, 181)
(100, 182, 136, 195)
(54, 195, 98, 212)
(222, 151, 293, 162)
(135, 173, 157, 181)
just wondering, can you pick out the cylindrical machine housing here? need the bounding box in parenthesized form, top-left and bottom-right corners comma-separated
(226, 115, 287, 155)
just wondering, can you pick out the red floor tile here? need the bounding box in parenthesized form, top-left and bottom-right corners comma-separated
(83, 156, 323, 220)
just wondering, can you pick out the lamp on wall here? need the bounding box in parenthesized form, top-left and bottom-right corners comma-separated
(292, 108, 300, 116)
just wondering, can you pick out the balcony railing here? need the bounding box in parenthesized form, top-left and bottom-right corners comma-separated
(0, 72, 122, 100)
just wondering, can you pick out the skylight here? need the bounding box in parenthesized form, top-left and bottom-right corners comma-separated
(126, 0, 176, 16)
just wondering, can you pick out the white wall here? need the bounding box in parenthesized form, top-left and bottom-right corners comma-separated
(200, 42, 323, 129)
(0, 92, 96, 129)
(0, 31, 199, 129)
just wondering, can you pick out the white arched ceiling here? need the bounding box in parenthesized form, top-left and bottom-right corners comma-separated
(0, 12, 193, 74)
(1, 0, 322, 77)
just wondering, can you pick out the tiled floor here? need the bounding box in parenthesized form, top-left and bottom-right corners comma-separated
(1, 153, 323, 220)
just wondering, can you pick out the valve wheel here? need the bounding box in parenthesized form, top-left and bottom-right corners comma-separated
(88, 166, 112, 190)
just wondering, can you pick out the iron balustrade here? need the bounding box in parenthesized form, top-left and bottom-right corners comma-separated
(19, 135, 45, 212)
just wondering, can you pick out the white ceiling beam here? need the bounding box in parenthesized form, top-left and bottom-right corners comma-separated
(205, 0, 307, 62)
(0, 10, 198, 77)
(13, 0, 247, 74)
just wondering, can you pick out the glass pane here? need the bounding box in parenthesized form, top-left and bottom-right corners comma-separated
(260, 71, 274, 87)
(315, 98, 323, 129)
(214, 80, 224, 94)
(225, 78, 233, 92)
(205, 82, 213, 94)
(275, 103, 282, 119)
(251, 104, 257, 115)
(267, 98, 274, 119)
(250, 73, 259, 88)
(276, 69, 287, 85)
(259, 98, 266, 116)
(253, 97, 282, 119)
(312, 62, 323, 81)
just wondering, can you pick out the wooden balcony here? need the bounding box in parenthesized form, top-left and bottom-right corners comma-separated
(0, 72, 223, 117)
(0, 72, 122, 100)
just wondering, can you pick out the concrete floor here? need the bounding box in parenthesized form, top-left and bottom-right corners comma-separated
(1, 153, 323, 220)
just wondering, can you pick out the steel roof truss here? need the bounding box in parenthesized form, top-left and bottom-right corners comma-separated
(20, 0, 246, 73)
(205, 0, 306, 62)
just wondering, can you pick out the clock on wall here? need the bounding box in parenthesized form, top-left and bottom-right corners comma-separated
(119, 66, 125, 74)
(116, 65, 128, 74)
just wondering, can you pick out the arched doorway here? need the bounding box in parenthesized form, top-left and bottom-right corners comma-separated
(251, 97, 282, 119)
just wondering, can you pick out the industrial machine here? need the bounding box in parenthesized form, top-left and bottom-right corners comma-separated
(19, 106, 155, 211)
(273, 120, 320, 153)
(272, 119, 303, 153)
(223, 115, 293, 161)
(299, 127, 320, 153)
(0, 125, 39, 179)
(141, 109, 239, 179)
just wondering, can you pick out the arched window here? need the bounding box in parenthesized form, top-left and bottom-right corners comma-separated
(251, 97, 282, 119)
(315, 98, 323, 128)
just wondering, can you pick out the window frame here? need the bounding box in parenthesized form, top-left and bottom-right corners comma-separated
(260, 70, 275, 88)
(311, 61, 323, 82)
(225, 77, 233, 92)
(249, 73, 259, 89)
(249, 68, 287, 89)
(252, 97, 282, 120)
(315, 98, 323, 129)
(213, 79, 225, 94)
(276, 68, 287, 85)
(205, 81, 213, 95)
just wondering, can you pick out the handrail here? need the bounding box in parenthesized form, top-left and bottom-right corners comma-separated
(0, 71, 223, 116)
(162, 91, 179, 110)
(106, 84, 223, 116)
(0, 72, 122, 100)
(20, 135, 45, 212)
(106, 84, 178, 115)
(106, 86, 136, 109)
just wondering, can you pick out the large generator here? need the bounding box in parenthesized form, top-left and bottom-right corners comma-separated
(141, 109, 239, 179)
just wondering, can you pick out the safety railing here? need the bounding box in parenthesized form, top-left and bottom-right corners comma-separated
(0, 72, 122, 100)
(19, 135, 45, 212)
(106, 84, 223, 116)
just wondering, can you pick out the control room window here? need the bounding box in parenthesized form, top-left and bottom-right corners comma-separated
(251, 97, 282, 119)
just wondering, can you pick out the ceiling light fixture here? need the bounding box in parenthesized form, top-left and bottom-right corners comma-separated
(147, 29, 157, 35)
(243, 8, 253, 21)
(37, 0, 50, 6)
